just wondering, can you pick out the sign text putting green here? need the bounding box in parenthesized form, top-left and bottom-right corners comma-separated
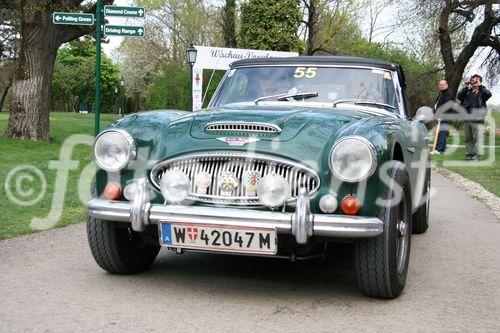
(52, 12, 94, 25)
(104, 25, 145, 37)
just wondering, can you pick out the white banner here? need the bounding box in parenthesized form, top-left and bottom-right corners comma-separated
(190, 46, 298, 111)
(193, 46, 298, 71)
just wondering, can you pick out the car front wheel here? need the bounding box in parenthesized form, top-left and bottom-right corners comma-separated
(412, 168, 430, 234)
(354, 161, 412, 298)
(86, 183, 160, 274)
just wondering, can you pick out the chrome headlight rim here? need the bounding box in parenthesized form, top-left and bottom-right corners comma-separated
(329, 135, 378, 183)
(93, 128, 136, 172)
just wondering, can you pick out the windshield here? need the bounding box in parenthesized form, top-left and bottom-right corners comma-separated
(210, 66, 399, 112)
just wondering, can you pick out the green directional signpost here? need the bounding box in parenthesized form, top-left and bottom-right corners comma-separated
(52, 1, 145, 136)
(52, 12, 94, 25)
(104, 25, 145, 37)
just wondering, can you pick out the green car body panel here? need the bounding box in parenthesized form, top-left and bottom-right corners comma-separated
(95, 104, 428, 216)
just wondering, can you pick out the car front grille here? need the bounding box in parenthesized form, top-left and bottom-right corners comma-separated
(150, 151, 320, 205)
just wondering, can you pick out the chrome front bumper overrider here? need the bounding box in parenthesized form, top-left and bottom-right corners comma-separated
(87, 185, 383, 244)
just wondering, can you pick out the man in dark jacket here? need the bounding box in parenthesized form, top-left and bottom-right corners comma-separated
(433, 80, 454, 153)
(457, 74, 492, 160)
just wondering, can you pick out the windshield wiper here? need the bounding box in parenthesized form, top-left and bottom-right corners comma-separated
(332, 99, 396, 111)
(254, 91, 319, 105)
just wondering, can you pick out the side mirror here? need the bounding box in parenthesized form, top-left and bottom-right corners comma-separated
(414, 106, 433, 123)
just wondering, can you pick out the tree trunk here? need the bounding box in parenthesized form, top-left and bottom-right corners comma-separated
(4, 0, 97, 141)
(5, 3, 59, 141)
(438, 2, 499, 98)
(0, 84, 10, 112)
(305, 0, 319, 55)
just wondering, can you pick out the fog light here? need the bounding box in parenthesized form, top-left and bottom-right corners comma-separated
(124, 182, 137, 201)
(319, 194, 338, 213)
(124, 181, 151, 201)
(160, 170, 190, 204)
(257, 174, 290, 208)
(103, 182, 122, 200)
(341, 195, 361, 215)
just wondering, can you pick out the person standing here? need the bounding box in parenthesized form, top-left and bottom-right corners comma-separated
(457, 74, 492, 160)
(433, 80, 454, 153)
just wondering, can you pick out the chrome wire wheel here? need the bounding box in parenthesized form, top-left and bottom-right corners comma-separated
(424, 175, 431, 221)
(396, 189, 410, 274)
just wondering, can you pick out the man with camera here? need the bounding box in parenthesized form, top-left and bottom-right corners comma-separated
(457, 74, 492, 160)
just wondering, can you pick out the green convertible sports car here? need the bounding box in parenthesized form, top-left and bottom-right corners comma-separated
(87, 56, 433, 298)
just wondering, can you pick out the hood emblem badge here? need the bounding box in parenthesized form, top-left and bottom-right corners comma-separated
(217, 137, 260, 146)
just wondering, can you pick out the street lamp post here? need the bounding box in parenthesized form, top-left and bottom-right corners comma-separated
(120, 76, 125, 117)
(186, 43, 197, 111)
(114, 86, 119, 115)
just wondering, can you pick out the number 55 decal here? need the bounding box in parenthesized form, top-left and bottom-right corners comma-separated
(294, 67, 317, 78)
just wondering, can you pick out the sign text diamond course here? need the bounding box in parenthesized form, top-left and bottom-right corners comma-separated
(104, 5, 145, 18)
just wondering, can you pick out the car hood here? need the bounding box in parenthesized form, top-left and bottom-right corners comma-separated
(189, 104, 369, 142)
(110, 105, 395, 170)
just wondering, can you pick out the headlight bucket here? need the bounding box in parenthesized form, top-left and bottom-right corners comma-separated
(93, 129, 136, 172)
(329, 136, 377, 182)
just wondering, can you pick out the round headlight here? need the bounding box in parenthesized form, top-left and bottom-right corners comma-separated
(94, 129, 135, 172)
(160, 170, 190, 204)
(329, 136, 377, 182)
(257, 174, 290, 208)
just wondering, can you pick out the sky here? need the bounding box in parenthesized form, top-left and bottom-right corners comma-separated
(102, 0, 499, 105)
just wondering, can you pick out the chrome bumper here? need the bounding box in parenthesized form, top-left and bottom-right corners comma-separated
(87, 192, 383, 245)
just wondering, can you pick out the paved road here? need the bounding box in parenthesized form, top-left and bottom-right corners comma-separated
(1, 172, 499, 332)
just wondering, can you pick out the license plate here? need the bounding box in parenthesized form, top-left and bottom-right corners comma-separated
(159, 222, 277, 255)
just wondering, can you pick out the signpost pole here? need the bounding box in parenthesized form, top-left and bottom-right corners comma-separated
(94, 0, 102, 136)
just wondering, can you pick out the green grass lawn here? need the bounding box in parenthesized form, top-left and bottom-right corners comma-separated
(432, 110, 499, 196)
(0, 112, 119, 239)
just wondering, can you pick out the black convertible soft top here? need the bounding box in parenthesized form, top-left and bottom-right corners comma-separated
(230, 56, 399, 71)
(230, 55, 408, 95)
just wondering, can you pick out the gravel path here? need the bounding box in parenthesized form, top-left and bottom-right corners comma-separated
(0, 171, 499, 332)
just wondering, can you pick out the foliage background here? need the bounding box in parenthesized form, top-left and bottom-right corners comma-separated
(52, 39, 120, 113)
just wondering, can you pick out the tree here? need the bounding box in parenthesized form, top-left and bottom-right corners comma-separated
(222, 0, 237, 48)
(396, 0, 499, 97)
(3, 0, 112, 141)
(301, 0, 363, 55)
(53, 39, 119, 113)
(0, 5, 20, 112)
(135, 0, 222, 63)
(437, 1, 499, 95)
(302, 0, 321, 55)
(118, 0, 223, 111)
(240, 0, 303, 52)
(364, 0, 396, 43)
